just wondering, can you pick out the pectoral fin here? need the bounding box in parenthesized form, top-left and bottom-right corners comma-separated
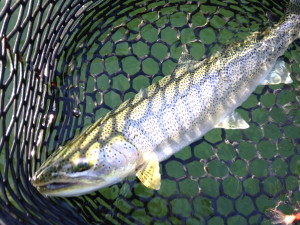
(136, 154, 161, 190)
(216, 111, 249, 129)
(261, 59, 292, 85)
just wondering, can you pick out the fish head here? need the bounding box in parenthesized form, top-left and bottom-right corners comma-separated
(31, 134, 139, 197)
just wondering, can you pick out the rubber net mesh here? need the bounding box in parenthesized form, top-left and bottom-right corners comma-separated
(0, 0, 299, 224)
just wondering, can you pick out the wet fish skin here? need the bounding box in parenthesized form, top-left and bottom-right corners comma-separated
(31, 0, 300, 197)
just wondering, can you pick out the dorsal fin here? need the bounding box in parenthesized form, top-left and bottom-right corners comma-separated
(178, 45, 196, 65)
(173, 45, 200, 78)
(137, 88, 147, 98)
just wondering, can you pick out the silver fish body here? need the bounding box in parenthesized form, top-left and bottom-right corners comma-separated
(31, 0, 300, 197)
(117, 9, 300, 162)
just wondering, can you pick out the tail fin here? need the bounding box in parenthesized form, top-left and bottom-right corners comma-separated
(287, 0, 300, 15)
(285, 0, 300, 39)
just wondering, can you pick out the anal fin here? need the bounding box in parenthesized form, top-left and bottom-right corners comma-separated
(261, 59, 293, 85)
(215, 111, 249, 129)
(136, 154, 161, 190)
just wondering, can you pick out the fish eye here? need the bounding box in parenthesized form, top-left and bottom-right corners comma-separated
(73, 161, 91, 172)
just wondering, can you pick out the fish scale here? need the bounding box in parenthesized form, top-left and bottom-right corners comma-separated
(31, 0, 300, 197)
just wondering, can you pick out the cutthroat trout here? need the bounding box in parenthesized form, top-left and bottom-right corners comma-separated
(32, 0, 300, 197)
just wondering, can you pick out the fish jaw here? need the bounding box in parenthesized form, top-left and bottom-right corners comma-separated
(31, 133, 140, 197)
(31, 165, 134, 197)
(31, 174, 105, 197)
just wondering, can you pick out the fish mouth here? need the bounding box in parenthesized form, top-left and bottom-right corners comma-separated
(31, 172, 103, 190)
(33, 180, 93, 197)
(31, 177, 106, 197)
(31, 174, 82, 191)
(37, 182, 77, 191)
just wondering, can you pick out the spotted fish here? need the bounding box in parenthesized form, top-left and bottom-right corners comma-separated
(31, 0, 300, 197)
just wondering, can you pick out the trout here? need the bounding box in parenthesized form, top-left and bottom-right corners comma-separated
(31, 0, 300, 197)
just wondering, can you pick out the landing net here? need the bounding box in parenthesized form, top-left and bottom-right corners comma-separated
(0, 0, 299, 224)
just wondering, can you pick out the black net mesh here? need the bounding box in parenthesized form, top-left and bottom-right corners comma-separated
(0, 0, 300, 224)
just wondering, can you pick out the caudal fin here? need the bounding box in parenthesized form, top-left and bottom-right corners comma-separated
(287, 0, 300, 15)
(285, 0, 300, 39)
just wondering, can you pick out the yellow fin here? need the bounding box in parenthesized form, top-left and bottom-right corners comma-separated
(136, 155, 161, 190)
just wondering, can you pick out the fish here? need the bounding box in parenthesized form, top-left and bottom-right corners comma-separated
(31, 0, 300, 197)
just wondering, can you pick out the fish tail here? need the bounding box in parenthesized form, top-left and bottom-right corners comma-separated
(287, 0, 300, 16)
(285, 0, 300, 39)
